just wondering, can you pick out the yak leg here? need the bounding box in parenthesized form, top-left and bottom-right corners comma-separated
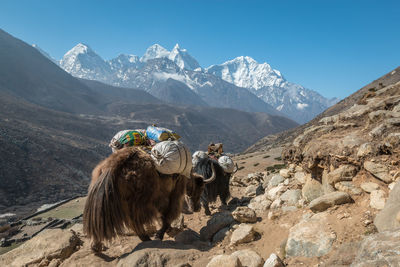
(201, 190, 211, 216)
(155, 175, 186, 240)
(155, 216, 170, 240)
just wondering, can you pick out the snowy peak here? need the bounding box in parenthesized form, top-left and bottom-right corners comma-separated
(60, 43, 112, 81)
(140, 44, 170, 62)
(168, 43, 200, 70)
(206, 56, 284, 90)
(109, 54, 140, 70)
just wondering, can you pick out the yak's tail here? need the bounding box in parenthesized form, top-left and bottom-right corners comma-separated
(83, 148, 160, 248)
(83, 168, 125, 247)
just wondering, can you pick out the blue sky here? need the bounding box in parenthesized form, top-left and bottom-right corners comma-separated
(1, 0, 399, 99)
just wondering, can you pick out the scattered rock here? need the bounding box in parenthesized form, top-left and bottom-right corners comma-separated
(266, 185, 286, 201)
(270, 198, 283, 209)
(232, 206, 257, 223)
(325, 165, 358, 185)
(388, 182, 396, 191)
(263, 253, 284, 267)
(175, 229, 200, 244)
(309, 191, 353, 212)
(351, 229, 400, 266)
(369, 190, 386, 210)
(268, 175, 285, 188)
(213, 227, 230, 243)
(268, 210, 280, 220)
(357, 143, 374, 157)
(279, 169, 291, 178)
(245, 185, 259, 197)
(369, 124, 387, 137)
(280, 189, 302, 206)
(230, 224, 257, 246)
(231, 249, 264, 267)
(286, 213, 336, 257)
(360, 182, 380, 193)
(294, 171, 306, 184)
(364, 161, 393, 183)
(200, 211, 235, 241)
(0, 228, 82, 267)
(206, 255, 242, 267)
(334, 181, 362, 195)
(302, 177, 325, 202)
(248, 195, 272, 215)
(374, 181, 400, 232)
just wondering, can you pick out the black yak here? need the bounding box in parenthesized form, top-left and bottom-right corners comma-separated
(83, 146, 215, 251)
(193, 157, 233, 215)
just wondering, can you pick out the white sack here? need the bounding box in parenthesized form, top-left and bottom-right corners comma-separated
(218, 155, 235, 173)
(151, 141, 192, 177)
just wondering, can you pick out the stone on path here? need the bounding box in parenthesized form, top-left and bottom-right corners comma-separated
(364, 161, 393, 183)
(309, 191, 353, 212)
(230, 224, 257, 246)
(232, 206, 257, 223)
(200, 211, 235, 241)
(231, 249, 264, 267)
(360, 182, 380, 193)
(285, 213, 336, 258)
(206, 255, 242, 267)
(263, 253, 284, 267)
(374, 180, 400, 232)
(369, 190, 386, 210)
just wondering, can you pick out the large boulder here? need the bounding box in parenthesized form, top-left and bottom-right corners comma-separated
(200, 211, 235, 241)
(309, 191, 353, 212)
(268, 175, 285, 188)
(351, 229, 400, 266)
(369, 190, 386, 210)
(364, 161, 393, 183)
(286, 213, 336, 257)
(0, 228, 82, 267)
(374, 180, 400, 232)
(325, 165, 358, 185)
(280, 189, 302, 206)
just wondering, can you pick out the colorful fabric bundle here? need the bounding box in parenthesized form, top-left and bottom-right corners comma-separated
(109, 130, 147, 152)
(146, 125, 180, 142)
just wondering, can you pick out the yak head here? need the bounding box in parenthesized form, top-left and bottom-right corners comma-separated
(185, 163, 216, 213)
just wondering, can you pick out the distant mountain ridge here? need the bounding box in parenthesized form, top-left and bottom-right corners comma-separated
(37, 43, 337, 123)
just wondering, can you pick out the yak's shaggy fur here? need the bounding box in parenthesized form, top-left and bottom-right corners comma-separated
(83, 147, 193, 251)
(194, 157, 231, 215)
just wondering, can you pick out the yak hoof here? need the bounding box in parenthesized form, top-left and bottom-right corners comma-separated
(139, 235, 151, 242)
(91, 242, 107, 252)
(204, 209, 211, 216)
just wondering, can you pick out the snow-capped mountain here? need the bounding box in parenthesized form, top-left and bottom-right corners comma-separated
(38, 43, 337, 123)
(60, 43, 113, 83)
(206, 56, 339, 123)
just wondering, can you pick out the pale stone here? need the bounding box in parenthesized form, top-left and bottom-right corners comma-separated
(200, 211, 235, 241)
(280, 189, 302, 205)
(374, 181, 400, 232)
(230, 224, 257, 246)
(263, 253, 284, 267)
(294, 171, 306, 184)
(364, 161, 393, 183)
(279, 169, 291, 178)
(232, 206, 257, 223)
(370, 190, 386, 210)
(268, 174, 285, 188)
(231, 249, 264, 267)
(357, 143, 374, 157)
(270, 198, 283, 209)
(360, 182, 380, 193)
(286, 213, 336, 257)
(325, 165, 358, 185)
(334, 181, 362, 195)
(309, 192, 353, 212)
(266, 185, 286, 201)
(206, 255, 242, 267)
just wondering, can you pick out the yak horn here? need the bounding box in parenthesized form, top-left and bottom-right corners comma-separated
(203, 163, 216, 184)
(233, 163, 239, 173)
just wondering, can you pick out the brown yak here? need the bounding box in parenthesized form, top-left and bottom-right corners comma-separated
(83, 146, 214, 251)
